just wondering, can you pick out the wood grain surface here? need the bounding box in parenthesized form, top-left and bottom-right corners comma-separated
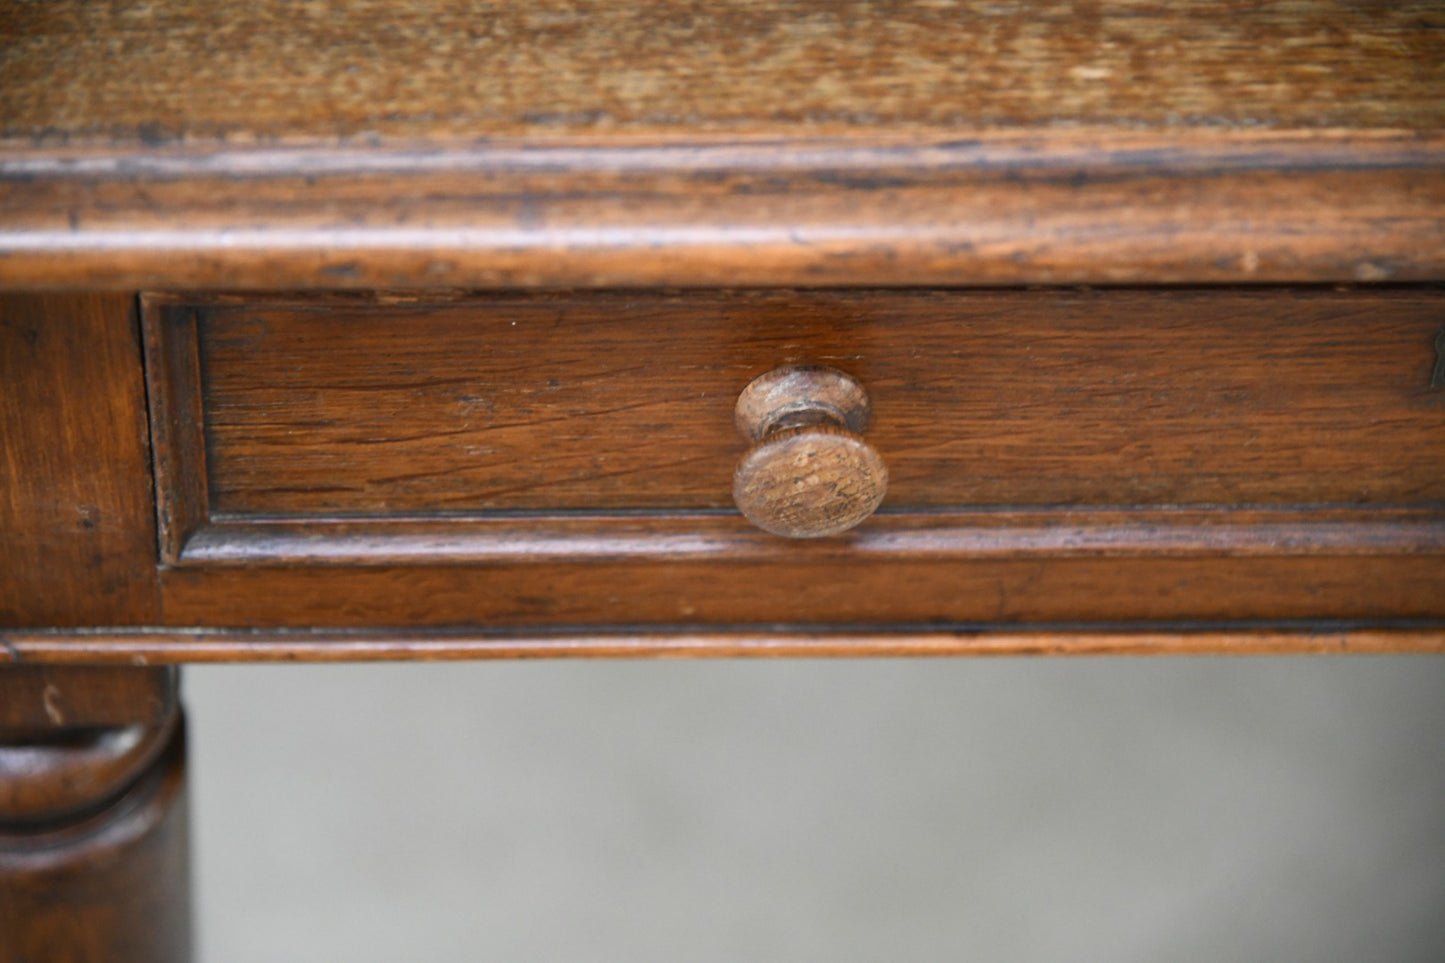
(0, 710, 192, 963)
(3, 0, 1442, 146)
(151, 554, 1445, 628)
(4, 136, 1442, 289)
(2, 2, 1443, 289)
(158, 289, 1445, 519)
(0, 294, 159, 627)
(0, 667, 176, 729)
(733, 425, 889, 538)
(2, 3, 1444, 659)
(123, 286, 1445, 641)
(172, 508, 1445, 565)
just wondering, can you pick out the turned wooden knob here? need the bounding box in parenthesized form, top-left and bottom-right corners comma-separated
(732, 365, 887, 538)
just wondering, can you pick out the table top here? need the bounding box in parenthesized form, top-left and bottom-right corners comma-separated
(2, 0, 1443, 290)
(4, 0, 1443, 147)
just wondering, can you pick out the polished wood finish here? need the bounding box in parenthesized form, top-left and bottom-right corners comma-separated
(735, 365, 873, 443)
(152, 554, 1445, 630)
(2, 626, 1442, 664)
(158, 506, 1445, 565)
(0, 667, 176, 729)
(3, 135, 1442, 290)
(141, 301, 211, 564)
(1, 4, 1441, 956)
(0, 686, 191, 963)
(119, 287, 1445, 642)
(733, 366, 887, 538)
(2, 3, 1443, 661)
(147, 289, 1445, 521)
(1, 288, 1422, 658)
(0, 712, 178, 825)
(4, 1, 1443, 290)
(0, 294, 160, 628)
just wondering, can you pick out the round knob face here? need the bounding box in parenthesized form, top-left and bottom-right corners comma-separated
(733, 424, 888, 538)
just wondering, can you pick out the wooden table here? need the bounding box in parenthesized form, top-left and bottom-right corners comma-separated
(3, 2, 1443, 958)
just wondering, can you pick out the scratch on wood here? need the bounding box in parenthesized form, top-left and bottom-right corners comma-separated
(42, 683, 66, 724)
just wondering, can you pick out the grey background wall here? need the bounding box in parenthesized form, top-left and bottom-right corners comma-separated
(186, 656, 1445, 962)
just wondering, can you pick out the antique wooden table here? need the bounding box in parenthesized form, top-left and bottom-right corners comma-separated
(2, 2, 1443, 958)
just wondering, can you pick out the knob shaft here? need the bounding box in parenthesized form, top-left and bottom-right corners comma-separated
(732, 366, 887, 538)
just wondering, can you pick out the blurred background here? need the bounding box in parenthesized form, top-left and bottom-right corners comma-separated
(186, 655, 1445, 962)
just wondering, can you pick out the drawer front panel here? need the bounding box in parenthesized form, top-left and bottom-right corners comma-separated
(141, 288, 1445, 633)
(177, 289, 1445, 519)
(159, 556, 1445, 629)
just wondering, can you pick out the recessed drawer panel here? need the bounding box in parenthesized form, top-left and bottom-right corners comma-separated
(141, 288, 1445, 630)
(153, 289, 1445, 522)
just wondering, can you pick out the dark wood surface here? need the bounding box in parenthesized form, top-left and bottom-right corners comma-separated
(1, 669, 190, 962)
(156, 290, 1445, 517)
(0, 707, 192, 963)
(153, 555, 1445, 629)
(0, 287, 1438, 657)
(2, 3, 1443, 289)
(1, 4, 1443, 659)
(3, 136, 1441, 289)
(4, 286, 1401, 648)
(0, 5, 1440, 957)
(0, 667, 176, 729)
(0, 709, 178, 824)
(0, 293, 160, 627)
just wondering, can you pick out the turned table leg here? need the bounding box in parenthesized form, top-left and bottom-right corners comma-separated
(0, 666, 192, 963)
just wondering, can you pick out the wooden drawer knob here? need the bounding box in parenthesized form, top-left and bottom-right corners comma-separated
(732, 365, 888, 538)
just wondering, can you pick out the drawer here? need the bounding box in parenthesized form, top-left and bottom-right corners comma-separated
(141, 289, 1445, 630)
(150, 288, 1445, 517)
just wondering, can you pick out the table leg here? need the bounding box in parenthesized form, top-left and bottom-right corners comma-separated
(0, 667, 192, 963)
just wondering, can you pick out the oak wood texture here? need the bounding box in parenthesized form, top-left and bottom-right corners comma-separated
(2, 2, 1443, 289)
(1, 5, 1440, 949)
(3, 135, 1442, 290)
(0, 284, 1434, 657)
(0, 293, 160, 627)
(147, 289, 1445, 529)
(733, 366, 887, 538)
(157, 507, 1445, 565)
(123, 287, 1445, 642)
(0, 709, 192, 963)
(4, 1, 1442, 145)
(151, 555, 1445, 630)
(735, 424, 889, 538)
(2, 3, 1444, 658)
